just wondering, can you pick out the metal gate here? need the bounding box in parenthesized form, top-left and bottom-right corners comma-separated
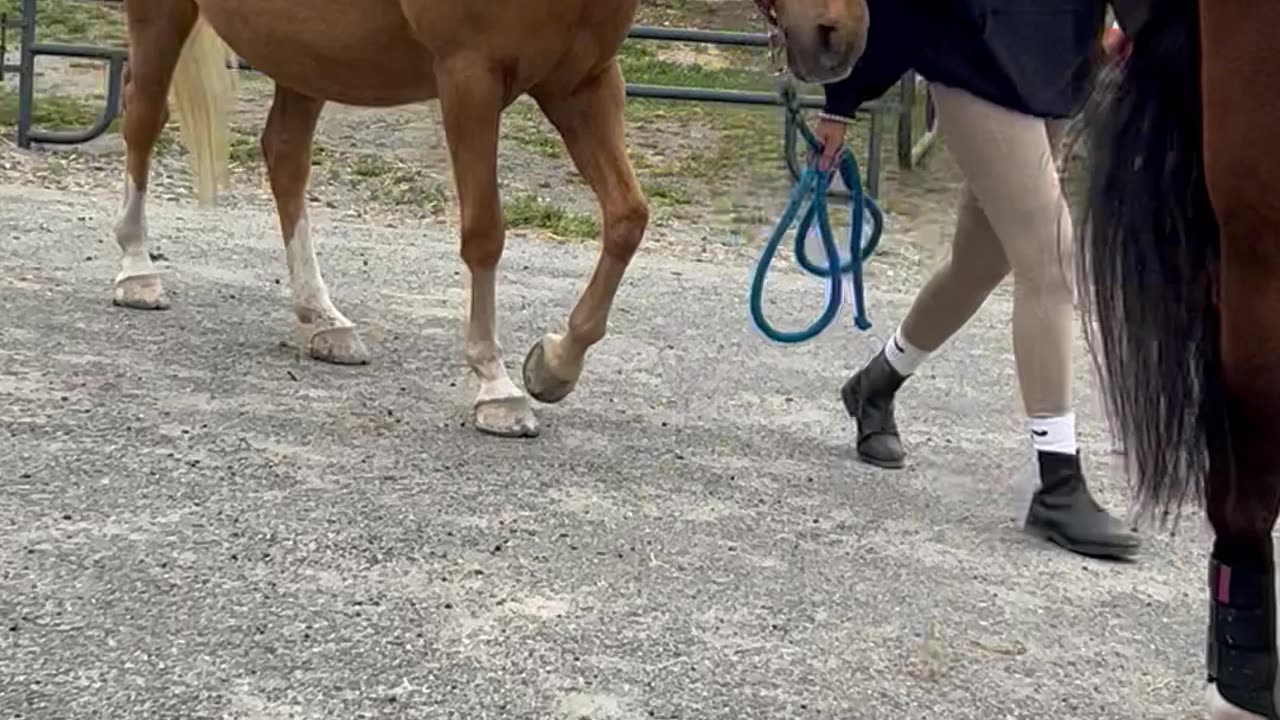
(1, 0, 939, 198)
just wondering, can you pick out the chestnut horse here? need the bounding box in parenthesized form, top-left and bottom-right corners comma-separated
(112, 0, 869, 437)
(1078, 0, 1280, 717)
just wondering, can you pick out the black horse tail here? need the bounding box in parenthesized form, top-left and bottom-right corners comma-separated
(1077, 0, 1222, 527)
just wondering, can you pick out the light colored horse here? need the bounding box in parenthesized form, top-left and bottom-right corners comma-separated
(111, 0, 868, 437)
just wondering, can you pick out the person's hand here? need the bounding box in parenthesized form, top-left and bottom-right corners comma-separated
(813, 116, 849, 172)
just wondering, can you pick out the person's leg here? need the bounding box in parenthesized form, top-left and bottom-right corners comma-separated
(924, 82, 1137, 559)
(841, 185, 1010, 467)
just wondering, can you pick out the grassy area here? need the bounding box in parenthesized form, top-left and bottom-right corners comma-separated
(617, 40, 772, 94)
(504, 193, 599, 241)
(0, 0, 124, 44)
(0, 85, 112, 132)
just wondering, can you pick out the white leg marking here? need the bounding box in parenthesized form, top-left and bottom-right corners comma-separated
(112, 178, 168, 309)
(465, 266, 537, 437)
(286, 211, 350, 331)
(285, 210, 368, 364)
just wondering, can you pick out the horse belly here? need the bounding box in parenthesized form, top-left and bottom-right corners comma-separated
(196, 0, 437, 106)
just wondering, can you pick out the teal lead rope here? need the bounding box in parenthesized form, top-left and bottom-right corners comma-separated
(748, 84, 884, 343)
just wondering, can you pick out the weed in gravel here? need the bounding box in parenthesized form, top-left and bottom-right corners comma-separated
(339, 156, 449, 214)
(350, 154, 398, 178)
(643, 181, 691, 207)
(228, 132, 259, 165)
(504, 193, 599, 241)
(0, 86, 112, 134)
(617, 41, 770, 93)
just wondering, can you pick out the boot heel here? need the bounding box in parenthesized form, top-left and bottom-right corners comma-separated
(840, 377, 861, 418)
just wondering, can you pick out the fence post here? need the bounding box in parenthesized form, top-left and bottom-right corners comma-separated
(16, 0, 37, 148)
(896, 70, 915, 170)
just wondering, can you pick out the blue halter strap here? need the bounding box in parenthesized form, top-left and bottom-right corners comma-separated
(747, 83, 884, 344)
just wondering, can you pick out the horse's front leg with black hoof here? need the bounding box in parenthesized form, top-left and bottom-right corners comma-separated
(523, 61, 649, 404)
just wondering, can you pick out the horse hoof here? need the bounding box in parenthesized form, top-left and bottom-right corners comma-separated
(522, 335, 577, 405)
(113, 274, 170, 310)
(307, 326, 370, 365)
(474, 395, 540, 438)
(1206, 684, 1268, 719)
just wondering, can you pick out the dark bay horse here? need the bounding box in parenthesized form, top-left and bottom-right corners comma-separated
(112, 0, 869, 437)
(1078, 0, 1280, 716)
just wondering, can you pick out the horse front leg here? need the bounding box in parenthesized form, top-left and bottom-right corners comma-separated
(438, 60, 538, 437)
(522, 60, 649, 403)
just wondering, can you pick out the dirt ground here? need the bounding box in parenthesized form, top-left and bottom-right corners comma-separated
(1, 3, 1218, 720)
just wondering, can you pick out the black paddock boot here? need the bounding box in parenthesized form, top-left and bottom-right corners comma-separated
(1206, 556, 1279, 718)
(840, 349, 907, 469)
(1023, 451, 1140, 560)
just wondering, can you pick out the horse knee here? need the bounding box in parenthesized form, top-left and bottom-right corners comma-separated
(602, 194, 648, 262)
(460, 216, 504, 270)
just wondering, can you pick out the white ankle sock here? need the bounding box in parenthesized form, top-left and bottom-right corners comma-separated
(883, 326, 929, 376)
(1029, 413, 1077, 455)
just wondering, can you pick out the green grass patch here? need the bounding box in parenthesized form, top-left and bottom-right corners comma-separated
(504, 193, 598, 241)
(643, 180, 691, 207)
(0, 85, 114, 133)
(349, 154, 398, 178)
(617, 41, 770, 93)
(511, 129, 562, 159)
(373, 169, 449, 212)
(331, 153, 450, 213)
(228, 132, 259, 165)
(0, 0, 124, 44)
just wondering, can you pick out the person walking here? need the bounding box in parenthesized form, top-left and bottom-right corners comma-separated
(816, 0, 1140, 560)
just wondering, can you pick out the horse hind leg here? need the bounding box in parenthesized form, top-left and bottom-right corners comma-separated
(522, 61, 649, 404)
(1203, 241, 1280, 720)
(1204, 461, 1280, 720)
(260, 85, 368, 365)
(113, 0, 200, 309)
(1200, 0, 1280, 713)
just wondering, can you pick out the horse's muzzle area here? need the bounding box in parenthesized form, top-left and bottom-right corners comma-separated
(780, 15, 866, 84)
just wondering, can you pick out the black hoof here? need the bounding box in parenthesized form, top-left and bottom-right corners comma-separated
(522, 338, 576, 405)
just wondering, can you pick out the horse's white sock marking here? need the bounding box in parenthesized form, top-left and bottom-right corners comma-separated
(286, 211, 350, 331)
(114, 178, 155, 281)
(465, 266, 523, 402)
(464, 266, 535, 436)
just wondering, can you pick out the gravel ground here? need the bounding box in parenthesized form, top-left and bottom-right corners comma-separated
(0, 174, 1219, 719)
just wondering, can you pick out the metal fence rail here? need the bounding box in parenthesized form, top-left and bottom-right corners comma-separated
(1, 0, 939, 197)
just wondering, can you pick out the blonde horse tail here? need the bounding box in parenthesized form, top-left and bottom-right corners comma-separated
(169, 14, 237, 207)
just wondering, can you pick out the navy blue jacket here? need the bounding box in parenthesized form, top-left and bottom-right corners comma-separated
(823, 0, 1109, 120)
